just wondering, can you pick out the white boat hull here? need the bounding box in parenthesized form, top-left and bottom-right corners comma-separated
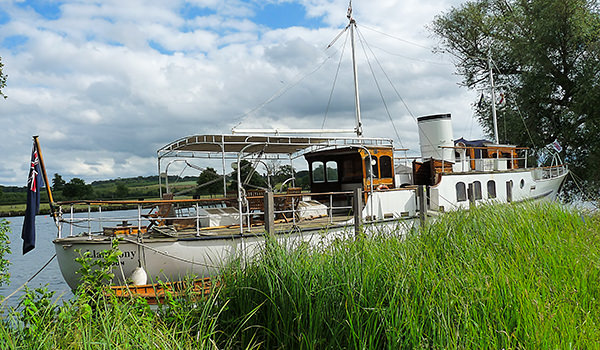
(54, 226, 352, 290)
(54, 169, 567, 290)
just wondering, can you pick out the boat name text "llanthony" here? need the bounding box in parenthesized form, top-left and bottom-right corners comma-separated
(84, 249, 136, 263)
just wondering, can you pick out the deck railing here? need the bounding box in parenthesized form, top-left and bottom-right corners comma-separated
(55, 190, 360, 238)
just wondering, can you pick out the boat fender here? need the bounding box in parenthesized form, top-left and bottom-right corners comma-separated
(130, 266, 148, 286)
(376, 184, 389, 191)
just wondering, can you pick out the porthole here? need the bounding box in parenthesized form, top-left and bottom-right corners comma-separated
(520, 179, 525, 189)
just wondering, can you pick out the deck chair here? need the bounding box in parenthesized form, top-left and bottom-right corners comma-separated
(278, 187, 301, 222)
(146, 193, 175, 228)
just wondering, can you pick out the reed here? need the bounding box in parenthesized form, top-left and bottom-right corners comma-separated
(0, 202, 598, 349)
(218, 202, 600, 348)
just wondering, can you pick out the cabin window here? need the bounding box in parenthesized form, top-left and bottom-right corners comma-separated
(365, 156, 379, 179)
(487, 180, 496, 199)
(312, 161, 325, 183)
(380, 156, 393, 178)
(473, 181, 482, 200)
(520, 179, 525, 189)
(456, 182, 467, 202)
(326, 161, 338, 182)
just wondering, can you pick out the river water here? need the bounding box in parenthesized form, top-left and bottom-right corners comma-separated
(0, 209, 145, 310)
(0, 214, 70, 310)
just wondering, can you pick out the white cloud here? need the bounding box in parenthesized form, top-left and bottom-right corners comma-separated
(0, 0, 482, 186)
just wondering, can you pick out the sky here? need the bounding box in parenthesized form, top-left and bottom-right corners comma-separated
(0, 0, 483, 187)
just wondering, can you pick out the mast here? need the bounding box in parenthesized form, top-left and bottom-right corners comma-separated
(33, 136, 58, 224)
(348, 2, 363, 137)
(488, 55, 499, 144)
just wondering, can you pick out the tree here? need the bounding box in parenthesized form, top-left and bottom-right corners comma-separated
(62, 178, 93, 199)
(115, 183, 129, 199)
(228, 160, 267, 192)
(274, 165, 294, 186)
(196, 167, 223, 196)
(52, 173, 66, 192)
(0, 57, 6, 99)
(432, 0, 600, 191)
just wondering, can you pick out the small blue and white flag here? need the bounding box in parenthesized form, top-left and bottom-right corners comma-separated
(552, 139, 563, 153)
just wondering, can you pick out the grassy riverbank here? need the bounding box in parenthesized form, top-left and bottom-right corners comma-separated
(1, 202, 599, 348)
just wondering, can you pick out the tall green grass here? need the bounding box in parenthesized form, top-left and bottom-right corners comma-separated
(0, 202, 598, 349)
(219, 202, 600, 348)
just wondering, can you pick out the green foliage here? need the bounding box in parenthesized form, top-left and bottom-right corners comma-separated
(432, 0, 600, 191)
(273, 164, 293, 185)
(62, 178, 94, 199)
(196, 167, 223, 196)
(74, 239, 122, 301)
(229, 159, 267, 192)
(0, 56, 6, 99)
(295, 170, 310, 190)
(51, 173, 65, 192)
(114, 183, 129, 198)
(0, 238, 228, 349)
(1, 203, 598, 348)
(0, 219, 10, 287)
(219, 203, 600, 348)
(17, 287, 58, 341)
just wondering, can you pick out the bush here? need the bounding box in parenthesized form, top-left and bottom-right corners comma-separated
(0, 219, 10, 287)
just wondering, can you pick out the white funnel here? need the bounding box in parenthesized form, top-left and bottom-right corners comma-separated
(417, 114, 454, 162)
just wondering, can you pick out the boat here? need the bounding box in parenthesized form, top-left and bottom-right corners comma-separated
(51, 7, 568, 290)
(108, 277, 217, 304)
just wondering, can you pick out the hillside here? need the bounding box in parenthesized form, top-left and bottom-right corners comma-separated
(0, 170, 310, 216)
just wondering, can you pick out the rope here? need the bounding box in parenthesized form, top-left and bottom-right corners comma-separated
(231, 47, 339, 129)
(489, 59, 537, 148)
(321, 27, 350, 131)
(0, 254, 57, 306)
(356, 26, 404, 148)
(120, 237, 219, 268)
(568, 172, 600, 210)
(360, 24, 433, 50)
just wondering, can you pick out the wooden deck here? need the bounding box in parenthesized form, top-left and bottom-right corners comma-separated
(149, 213, 354, 238)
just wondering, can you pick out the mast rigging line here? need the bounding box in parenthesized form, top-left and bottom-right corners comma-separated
(489, 58, 537, 150)
(365, 42, 451, 66)
(1, 254, 57, 307)
(353, 25, 446, 158)
(232, 44, 343, 130)
(360, 23, 434, 50)
(321, 23, 351, 132)
(355, 25, 404, 148)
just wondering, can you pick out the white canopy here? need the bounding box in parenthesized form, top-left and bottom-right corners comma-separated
(157, 134, 394, 159)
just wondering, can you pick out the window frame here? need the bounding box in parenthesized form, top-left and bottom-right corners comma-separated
(456, 182, 467, 202)
(312, 161, 325, 183)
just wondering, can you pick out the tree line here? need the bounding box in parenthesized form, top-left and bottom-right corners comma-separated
(0, 162, 310, 205)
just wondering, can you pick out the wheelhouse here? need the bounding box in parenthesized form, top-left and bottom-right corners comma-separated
(304, 146, 395, 194)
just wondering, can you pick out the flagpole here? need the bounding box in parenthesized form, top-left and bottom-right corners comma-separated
(32, 136, 57, 222)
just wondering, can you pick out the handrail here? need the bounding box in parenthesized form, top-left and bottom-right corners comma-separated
(55, 191, 357, 206)
(440, 145, 530, 150)
(55, 190, 361, 237)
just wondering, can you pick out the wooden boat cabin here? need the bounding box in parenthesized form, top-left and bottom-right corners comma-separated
(304, 146, 395, 194)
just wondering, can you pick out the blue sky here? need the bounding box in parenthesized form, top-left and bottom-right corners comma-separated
(0, 0, 479, 186)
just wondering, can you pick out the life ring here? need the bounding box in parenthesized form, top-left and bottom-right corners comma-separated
(376, 184, 389, 191)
